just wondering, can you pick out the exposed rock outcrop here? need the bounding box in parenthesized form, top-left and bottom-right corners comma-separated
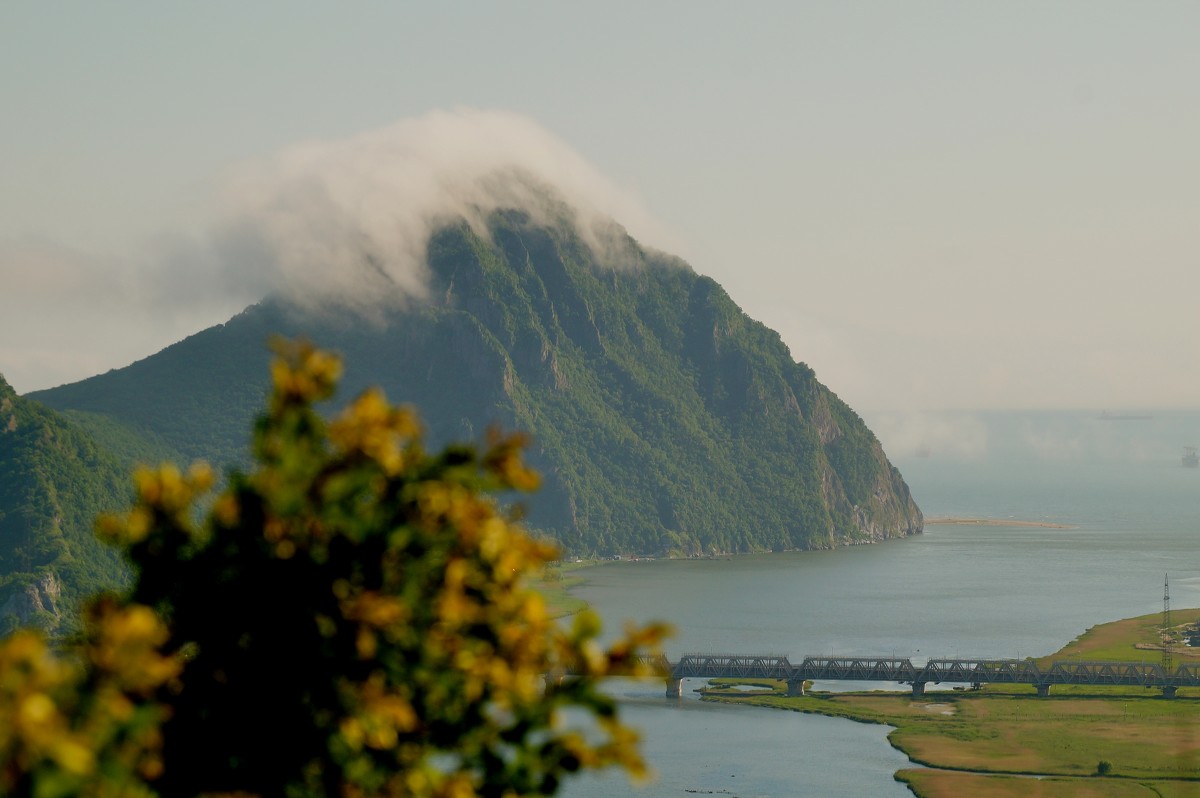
(0, 572, 62, 628)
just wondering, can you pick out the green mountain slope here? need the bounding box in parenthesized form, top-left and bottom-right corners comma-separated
(31, 210, 921, 556)
(0, 374, 130, 635)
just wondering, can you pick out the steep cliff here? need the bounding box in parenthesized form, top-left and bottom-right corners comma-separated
(32, 210, 922, 556)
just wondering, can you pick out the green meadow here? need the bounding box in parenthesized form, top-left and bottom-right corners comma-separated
(533, 561, 596, 618)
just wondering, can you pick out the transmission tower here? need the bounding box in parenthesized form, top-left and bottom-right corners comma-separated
(1163, 573, 1173, 674)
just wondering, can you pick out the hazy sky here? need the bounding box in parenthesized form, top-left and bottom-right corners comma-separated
(2, 2, 1197, 414)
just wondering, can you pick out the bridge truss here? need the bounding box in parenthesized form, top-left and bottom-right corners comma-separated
(643, 654, 1200, 698)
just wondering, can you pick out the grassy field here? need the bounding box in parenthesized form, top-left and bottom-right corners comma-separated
(896, 770, 1200, 798)
(1043, 608, 1200, 665)
(703, 609, 1200, 797)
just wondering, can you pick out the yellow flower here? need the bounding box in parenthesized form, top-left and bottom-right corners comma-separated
(18, 692, 57, 729)
(50, 738, 95, 776)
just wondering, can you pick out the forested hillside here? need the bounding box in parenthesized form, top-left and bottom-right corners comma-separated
(0, 374, 131, 634)
(32, 209, 922, 557)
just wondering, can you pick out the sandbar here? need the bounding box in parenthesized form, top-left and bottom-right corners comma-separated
(924, 517, 1074, 529)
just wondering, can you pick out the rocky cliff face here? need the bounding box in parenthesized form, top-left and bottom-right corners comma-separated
(0, 572, 62, 628)
(810, 390, 923, 546)
(32, 209, 923, 557)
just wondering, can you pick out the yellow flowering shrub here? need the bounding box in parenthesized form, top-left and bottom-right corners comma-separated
(0, 339, 665, 797)
(0, 604, 176, 797)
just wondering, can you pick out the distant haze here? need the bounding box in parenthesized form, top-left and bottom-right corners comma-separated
(1, 3, 1197, 416)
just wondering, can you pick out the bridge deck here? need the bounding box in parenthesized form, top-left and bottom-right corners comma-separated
(616, 654, 1200, 697)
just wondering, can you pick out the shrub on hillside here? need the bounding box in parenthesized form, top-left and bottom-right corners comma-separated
(0, 340, 665, 797)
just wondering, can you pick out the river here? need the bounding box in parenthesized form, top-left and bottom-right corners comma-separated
(560, 409, 1200, 796)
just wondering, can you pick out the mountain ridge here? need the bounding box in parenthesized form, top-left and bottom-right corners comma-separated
(28, 209, 921, 557)
(0, 371, 130, 633)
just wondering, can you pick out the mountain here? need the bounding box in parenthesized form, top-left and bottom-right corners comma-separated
(29, 208, 922, 557)
(0, 373, 131, 634)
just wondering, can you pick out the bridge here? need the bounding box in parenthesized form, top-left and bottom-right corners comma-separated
(614, 654, 1200, 698)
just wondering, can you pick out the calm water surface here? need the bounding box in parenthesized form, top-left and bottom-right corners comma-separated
(562, 411, 1200, 797)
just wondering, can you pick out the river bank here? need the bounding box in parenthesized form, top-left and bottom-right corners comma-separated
(702, 609, 1200, 797)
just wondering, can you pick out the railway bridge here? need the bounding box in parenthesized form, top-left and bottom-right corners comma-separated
(620, 654, 1200, 698)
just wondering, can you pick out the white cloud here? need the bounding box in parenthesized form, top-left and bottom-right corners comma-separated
(212, 108, 671, 313)
(0, 109, 670, 392)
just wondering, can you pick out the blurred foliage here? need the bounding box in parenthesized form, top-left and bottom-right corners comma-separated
(0, 602, 178, 797)
(0, 341, 666, 797)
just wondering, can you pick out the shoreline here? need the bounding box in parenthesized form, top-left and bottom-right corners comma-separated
(924, 516, 1075, 529)
(700, 608, 1200, 797)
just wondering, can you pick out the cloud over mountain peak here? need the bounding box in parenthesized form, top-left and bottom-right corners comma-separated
(216, 109, 665, 311)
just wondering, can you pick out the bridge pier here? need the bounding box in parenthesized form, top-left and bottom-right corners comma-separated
(1036, 684, 1050, 698)
(910, 682, 926, 698)
(787, 679, 805, 697)
(1162, 685, 1178, 699)
(666, 678, 683, 698)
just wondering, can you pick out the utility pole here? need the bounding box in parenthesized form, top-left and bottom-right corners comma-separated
(1163, 573, 1173, 674)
